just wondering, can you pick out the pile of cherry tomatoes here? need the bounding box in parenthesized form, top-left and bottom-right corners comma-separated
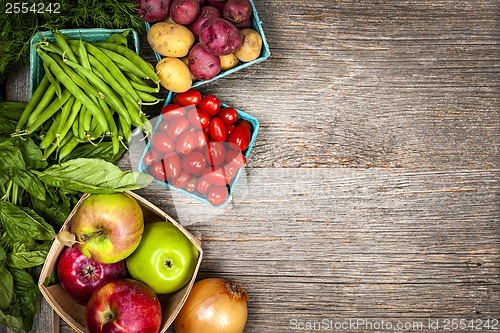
(142, 89, 254, 206)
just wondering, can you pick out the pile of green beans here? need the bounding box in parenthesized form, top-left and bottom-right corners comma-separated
(15, 31, 161, 161)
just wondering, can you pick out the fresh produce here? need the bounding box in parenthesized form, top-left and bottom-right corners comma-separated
(0, 100, 152, 333)
(156, 57, 193, 92)
(188, 43, 222, 80)
(14, 31, 160, 161)
(136, 0, 172, 22)
(145, 0, 263, 91)
(190, 6, 222, 40)
(219, 53, 239, 70)
(69, 193, 145, 264)
(126, 221, 198, 294)
(199, 17, 243, 56)
(0, 0, 146, 83)
(86, 278, 162, 333)
(174, 278, 248, 333)
(234, 28, 263, 62)
(147, 22, 195, 57)
(142, 89, 253, 206)
(222, 0, 252, 24)
(57, 247, 128, 305)
(170, 0, 201, 24)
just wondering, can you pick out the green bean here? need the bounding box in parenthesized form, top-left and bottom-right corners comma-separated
(49, 53, 103, 99)
(96, 47, 148, 79)
(106, 30, 130, 47)
(123, 98, 143, 129)
(94, 42, 160, 84)
(58, 136, 81, 162)
(62, 58, 132, 126)
(36, 48, 108, 132)
(57, 98, 81, 146)
(140, 113, 153, 136)
(43, 61, 62, 97)
(67, 39, 142, 102)
(26, 89, 72, 134)
(118, 115, 131, 146)
(38, 42, 64, 57)
(137, 91, 162, 104)
(39, 109, 62, 150)
(71, 111, 80, 138)
(123, 71, 147, 85)
(129, 80, 160, 94)
(54, 31, 78, 63)
(78, 106, 88, 140)
(86, 54, 139, 106)
(99, 100, 120, 154)
(15, 75, 50, 132)
(27, 83, 57, 126)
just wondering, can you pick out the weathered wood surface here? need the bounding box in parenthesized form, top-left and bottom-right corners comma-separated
(2, 0, 499, 332)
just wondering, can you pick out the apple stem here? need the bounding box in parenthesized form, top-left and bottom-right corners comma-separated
(80, 229, 104, 243)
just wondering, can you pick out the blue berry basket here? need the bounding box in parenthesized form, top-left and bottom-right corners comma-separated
(145, 0, 270, 89)
(138, 91, 260, 208)
(29, 28, 140, 97)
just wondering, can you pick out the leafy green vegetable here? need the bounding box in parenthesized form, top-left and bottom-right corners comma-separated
(0, 266, 14, 310)
(34, 158, 154, 193)
(7, 268, 40, 332)
(0, 0, 146, 82)
(61, 141, 127, 163)
(0, 201, 55, 242)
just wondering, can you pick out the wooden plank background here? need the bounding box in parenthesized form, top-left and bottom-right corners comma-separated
(1, 0, 499, 332)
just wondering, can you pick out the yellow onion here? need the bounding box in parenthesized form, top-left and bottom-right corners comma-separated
(174, 278, 249, 333)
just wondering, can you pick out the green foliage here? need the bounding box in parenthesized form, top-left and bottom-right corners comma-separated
(0, 0, 146, 82)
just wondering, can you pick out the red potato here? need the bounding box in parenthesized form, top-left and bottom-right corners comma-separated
(170, 0, 201, 25)
(222, 0, 252, 24)
(199, 17, 243, 56)
(205, 0, 226, 12)
(190, 6, 221, 40)
(188, 43, 222, 80)
(233, 15, 252, 29)
(137, 0, 172, 22)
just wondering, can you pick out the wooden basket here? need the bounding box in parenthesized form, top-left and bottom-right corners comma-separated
(37, 191, 203, 333)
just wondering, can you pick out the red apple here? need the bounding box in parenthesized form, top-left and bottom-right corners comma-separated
(70, 193, 144, 264)
(86, 279, 162, 333)
(57, 246, 128, 305)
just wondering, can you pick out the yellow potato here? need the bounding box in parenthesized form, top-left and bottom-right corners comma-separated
(147, 22, 195, 58)
(219, 53, 239, 71)
(156, 57, 192, 93)
(234, 28, 263, 62)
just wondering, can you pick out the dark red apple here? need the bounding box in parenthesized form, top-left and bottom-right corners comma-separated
(57, 246, 128, 305)
(86, 279, 162, 333)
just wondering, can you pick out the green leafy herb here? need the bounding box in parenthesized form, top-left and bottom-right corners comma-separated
(34, 158, 154, 193)
(0, 201, 55, 242)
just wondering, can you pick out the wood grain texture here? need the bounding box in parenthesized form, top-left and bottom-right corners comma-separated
(2, 0, 499, 332)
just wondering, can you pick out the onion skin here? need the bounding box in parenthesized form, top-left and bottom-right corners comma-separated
(174, 278, 248, 333)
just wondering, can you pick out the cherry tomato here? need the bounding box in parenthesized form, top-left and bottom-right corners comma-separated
(201, 168, 228, 186)
(176, 131, 199, 155)
(192, 131, 208, 150)
(142, 148, 162, 166)
(225, 148, 247, 168)
(170, 171, 191, 188)
(184, 178, 198, 193)
(173, 89, 202, 106)
(198, 95, 221, 116)
(228, 125, 251, 151)
(151, 132, 175, 153)
(167, 117, 190, 140)
(204, 141, 227, 166)
(182, 152, 207, 174)
(161, 104, 186, 121)
(196, 176, 211, 195)
(149, 161, 167, 182)
(163, 152, 182, 179)
(216, 107, 238, 125)
(209, 118, 227, 142)
(236, 119, 253, 132)
(226, 123, 236, 136)
(223, 164, 239, 184)
(187, 108, 210, 129)
(206, 185, 229, 206)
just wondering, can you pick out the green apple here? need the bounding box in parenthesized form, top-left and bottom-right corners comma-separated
(126, 222, 198, 294)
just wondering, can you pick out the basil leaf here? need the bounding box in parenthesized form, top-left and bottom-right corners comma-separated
(0, 267, 14, 310)
(0, 139, 26, 172)
(9, 169, 46, 201)
(0, 116, 18, 136)
(12, 137, 48, 170)
(43, 272, 57, 287)
(8, 249, 49, 269)
(34, 158, 153, 193)
(8, 268, 39, 332)
(0, 247, 5, 268)
(0, 201, 55, 242)
(61, 141, 126, 163)
(0, 309, 23, 333)
(31, 188, 72, 226)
